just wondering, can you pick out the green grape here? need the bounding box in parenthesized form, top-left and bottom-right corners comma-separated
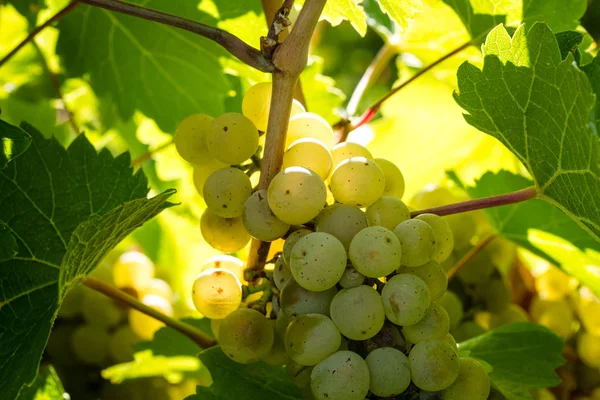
(207, 112, 259, 164)
(46, 325, 77, 366)
(535, 267, 577, 301)
(330, 285, 385, 340)
(81, 287, 123, 328)
(109, 326, 139, 363)
(283, 138, 333, 179)
(267, 167, 327, 225)
(262, 321, 289, 366)
(113, 250, 155, 292)
(479, 278, 510, 313)
(409, 339, 460, 391)
(365, 347, 411, 397)
(331, 142, 373, 167)
(200, 209, 250, 253)
(58, 283, 84, 318)
(280, 279, 338, 317)
(536, 304, 574, 339)
(310, 351, 370, 400)
(365, 196, 410, 230)
(437, 291, 464, 330)
(283, 229, 311, 266)
(130, 294, 174, 340)
(489, 304, 528, 329)
(290, 232, 346, 291)
(192, 268, 242, 319)
(442, 332, 458, 349)
(276, 309, 295, 340)
(382, 274, 430, 326)
(330, 157, 385, 207)
(531, 296, 573, 322)
(442, 357, 490, 400)
(287, 360, 314, 388)
(291, 99, 306, 116)
(349, 226, 402, 278)
(201, 254, 245, 282)
(393, 219, 436, 267)
(374, 158, 405, 199)
(211, 318, 222, 339)
(315, 204, 368, 249)
(286, 112, 335, 149)
(203, 167, 252, 218)
(242, 82, 272, 132)
(273, 256, 293, 291)
(398, 260, 447, 301)
(174, 114, 213, 165)
(143, 278, 173, 301)
(451, 321, 486, 342)
(445, 213, 477, 250)
(72, 324, 110, 365)
(219, 308, 274, 364)
(456, 248, 495, 284)
(192, 158, 229, 196)
(285, 314, 341, 366)
(243, 189, 290, 241)
(339, 265, 365, 288)
(402, 302, 450, 343)
(415, 213, 454, 263)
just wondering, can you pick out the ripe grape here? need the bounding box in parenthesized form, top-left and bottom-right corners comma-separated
(81, 287, 123, 328)
(349, 226, 402, 278)
(201, 254, 245, 282)
(290, 232, 346, 291)
(219, 308, 274, 364)
(442, 357, 490, 400)
(577, 333, 600, 368)
(174, 114, 213, 165)
(207, 112, 259, 165)
(576, 287, 600, 335)
(283, 138, 333, 179)
(393, 219, 436, 267)
(243, 189, 290, 241)
(72, 324, 110, 365)
(365, 196, 410, 230)
(409, 339, 460, 391)
(286, 112, 335, 149)
(398, 260, 448, 301)
(374, 158, 405, 199)
(291, 99, 306, 116)
(365, 347, 411, 397)
(242, 82, 272, 132)
(315, 204, 368, 249)
(330, 157, 385, 207)
(283, 229, 311, 266)
(113, 251, 155, 292)
(286, 360, 313, 388)
(415, 213, 454, 262)
(382, 274, 431, 326)
(192, 268, 242, 319)
(284, 314, 341, 366)
(58, 283, 84, 318)
(330, 285, 385, 340)
(402, 302, 450, 343)
(280, 279, 337, 317)
(442, 332, 458, 349)
(437, 291, 464, 330)
(276, 309, 295, 340)
(200, 209, 250, 253)
(203, 167, 252, 218)
(267, 167, 326, 225)
(273, 256, 293, 290)
(536, 305, 574, 339)
(452, 321, 486, 342)
(535, 267, 578, 300)
(339, 265, 365, 288)
(143, 278, 173, 301)
(310, 351, 370, 400)
(331, 142, 373, 166)
(109, 326, 139, 363)
(192, 158, 229, 196)
(129, 294, 174, 340)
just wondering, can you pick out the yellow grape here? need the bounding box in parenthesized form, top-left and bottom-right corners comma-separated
(286, 112, 335, 149)
(242, 82, 272, 132)
(192, 158, 229, 196)
(489, 304, 528, 329)
(174, 114, 213, 165)
(330, 157, 385, 207)
(331, 142, 373, 167)
(207, 112, 259, 165)
(113, 251, 155, 292)
(200, 208, 250, 253)
(577, 332, 600, 368)
(283, 138, 333, 180)
(535, 267, 578, 300)
(219, 308, 274, 364)
(192, 268, 242, 319)
(129, 294, 174, 341)
(577, 287, 600, 335)
(203, 167, 252, 218)
(291, 99, 306, 116)
(374, 158, 405, 199)
(143, 278, 173, 301)
(201, 254, 245, 282)
(81, 287, 123, 328)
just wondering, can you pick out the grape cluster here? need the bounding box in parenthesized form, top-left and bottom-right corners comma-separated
(176, 82, 491, 400)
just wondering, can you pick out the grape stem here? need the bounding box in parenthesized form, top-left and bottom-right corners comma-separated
(131, 139, 174, 168)
(83, 276, 217, 348)
(410, 186, 538, 218)
(447, 234, 496, 280)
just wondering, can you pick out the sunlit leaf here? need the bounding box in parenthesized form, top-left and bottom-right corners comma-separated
(374, 0, 422, 32)
(301, 56, 346, 124)
(16, 366, 65, 400)
(319, 0, 368, 37)
(0, 118, 32, 167)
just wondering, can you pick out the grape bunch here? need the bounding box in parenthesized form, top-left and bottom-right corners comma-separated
(175, 82, 492, 400)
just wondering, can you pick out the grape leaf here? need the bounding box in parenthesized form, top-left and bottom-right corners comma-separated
(6, 0, 45, 26)
(0, 121, 175, 400)
(554, 31, 583, 64)
(187, 346, 303, 400)
(320, 0, 368, 37)
(374, 0, 422, 32)
(521, 0, 587, 33)
(582, 54, 600, 132)
(16, 366, 64, 400)
(0, 223, 18, 262)
(459, 322, 563, 400)
(301, 57, 346, 124)
(442, 0, 513, 43)
(0, 119, 32, 168)
(454, 22, 600, 245)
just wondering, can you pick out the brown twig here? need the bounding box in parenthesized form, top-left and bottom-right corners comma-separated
(131, 139, 174, 167)
(84, 276, 216, 348)
(447, 234, 495, 280)
(78, 0, 275, 73)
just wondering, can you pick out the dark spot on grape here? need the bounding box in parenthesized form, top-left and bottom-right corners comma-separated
(223, 126, 228, 132)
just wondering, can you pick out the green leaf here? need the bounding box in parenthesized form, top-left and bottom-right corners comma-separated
(301, 57, 346, 124)
(455, 23, 600, 245)
(442, 0, 513, 43)
(0, 118, 32, 167)
(521, 0, 587, 33)
(56, 0, 231, 132)
(6, 0, 45, 26)
(554, 31, 584, 64)
(459, 322, 564, 400)
(134, 318, 214, 357)
(374, 0, 422, 32)
(320, 0, 368, 37)
(0, 122, 175, 399)
(188, 346, 303, 400)
(16, 366, 65, 400)
(0, 223, 18, 262)
(582, 54, 600, 132)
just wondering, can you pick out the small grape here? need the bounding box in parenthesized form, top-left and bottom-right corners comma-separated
(415, 213, 454, 263)
(535, 267, 578, 301)
(330, 157, 385, 207)
(365, 196, 410, 230)
(291, 99, 306, 116)
(442, 332, 458, 349)
(262, 326, 289, 366)
(207, 112, 259, 165)
(200, 209, 250, 253)
(315, 204, 368, 249)
(143, 278, 173, 301)
(442, 357, 490, 400)
(280, 279, 337, 317)
(456, 248, 495, 284)
(365, 347, 411, 397)
(382, 274, 431, 326)
(109, 326, 139, 363)
(219, 308, 274, 364)
(267, 167, 327, 225)
(243, 189, 290, 241)
(374, 158, 405, 199)
(398, 260, 448, 301)
(437, 291, 464, 330)
(283, 229, 311, 266)
(201, 254, 245, 282)
(577, 333, 600, 368)
(402, 302, 450, 343)
(81, 287, 123, 328)
(290, 232, 346, 291)
(286, 112, 335, 149)
(113, 251, 155, 292)
(339, 265, 365, 288)
(192, 268, 242, 319)
(273, 256, 293, 291)
(203, 167, 252, 218)
(192, 158, 229, 196)
(310, 351, 370, 400)
(331, 142, 373, 166)
(409, 339, 460, 391)
(242, 82, 272, 132)
(129, 294, 174, 341)
(330, 285, 385, 340)
(349, 226, 402, 278)
(284, 314, 341, 366)
(174, 114, 213, 165)
(72, 324, 110, 365)
(283, 138, 333, 180)
(393, 219, 436, 267)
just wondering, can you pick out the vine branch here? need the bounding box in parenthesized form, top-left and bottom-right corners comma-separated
(447, 234, 495, 279)
(84, 276, 216, 348)
(411, 186, 537, 218)
(78, 0, 275, 73)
